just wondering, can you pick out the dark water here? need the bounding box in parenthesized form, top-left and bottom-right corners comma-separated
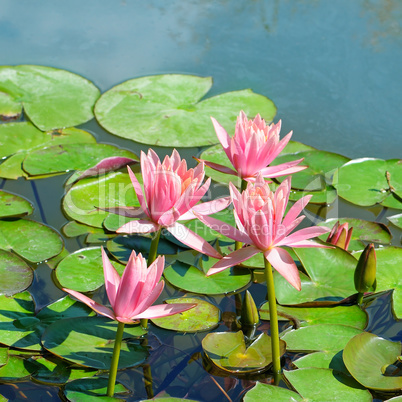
(1, 1, 402, 400)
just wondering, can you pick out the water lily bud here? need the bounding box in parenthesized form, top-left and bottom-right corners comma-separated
(354, 243, 377, 293)
(326, 221, 353, 250)
(240, 290, 260, 327)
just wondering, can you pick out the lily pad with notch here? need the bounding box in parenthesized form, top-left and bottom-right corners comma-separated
(0, 190, 33, 218)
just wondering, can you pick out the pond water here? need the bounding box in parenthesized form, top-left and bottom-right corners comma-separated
(0, 1, 402, 401)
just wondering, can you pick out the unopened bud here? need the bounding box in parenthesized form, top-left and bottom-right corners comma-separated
(354, 243, 376, 293)
(240, 290, 259, 327)
(327, 221, 353, 250)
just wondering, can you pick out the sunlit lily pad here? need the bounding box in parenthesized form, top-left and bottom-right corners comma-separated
(102, 212, 134, 232)
(281, 324, 363, 353)
(95, 74, 276, 147)
(292, 350, 347, 373)
(274, 245, 357, 305)
(0, 91, 22, 120)
(163, 261, 251, 295)
(42, 316, 147, 369)
(0, 249, 33, 296)
(63, 377, 129, 401)
(0, 348, 7, 367)
(202, 331, 285, 373)
(333, 158, 402, 208)
(106, 235, 178, 264)
(55, 247, 125, 292)
(272, 150, 350, 190)
(0, 191, 33, 218)
(0, 65, 100, 130)
(62, 221, 106, 238)
(243, 382, 303, 402)
(0, 293, 94, 351)
(0, 218, 63, 263)
(388, 213, 402, 230)
(259, 304, 367, 329)
(284, 368, 372, 401)
(23, 143, 138, 177)
(343, 332, 402, 391)
(318, 217, 392, 251)
(0, 355, 38, 382)
(151, 298, 219, 332)
(63, 170, 139, 228)
(353, 246, 402, 319)
(0, 122, 96, 179)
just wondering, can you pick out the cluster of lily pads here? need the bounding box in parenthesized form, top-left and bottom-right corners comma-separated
(0, 65, 401, 401)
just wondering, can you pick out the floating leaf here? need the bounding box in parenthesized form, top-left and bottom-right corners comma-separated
(42, 316, 147, 369)
(95, 74, 276, 147)
(0, 190, 33, 218)
(0, 348, 8, 367)
(274, 246, 357, 305)
(292, 350, 347, 374)
(63, 377, 129, 401)
(0, 218, 63, 263)
(388, 213, 402, 230)
(0, 91, 22, 120)
(284, 368, 372, 401)
(0, 65, 100, 130)
(243, 382, 302, 401)
(151, 298, 220, 332)
(55, 247, 125, 292)
(23, 143, 138, 176)
(259, 304, 367, 329)
(333, 158, 402, 208)
(163, 261, 251, 295)
(0, 355, 38, 381)
(281, 324, 363, 353)
(0, 249, 33, 296)
(0, 122, 96, 179)
(202, 331, 285, 373)
(62, 221, 106, 238)
(318, 217, 392, 251)
(353, 246, 402, 319)
(343, 332, 402, 391)
(272, 150, 350, 190)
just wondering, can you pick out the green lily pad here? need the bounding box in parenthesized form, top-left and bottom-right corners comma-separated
(388, 213, 402, 230)
(0, 122, 96, 179)
(151, 297, 219, 332)
(274, 245, 358, 305)
(95, 74, 276, 147)
(259, 304, 367, 329)
(0, 249, 33, 296)
(42, 316, 147, 369)
(292, 350, 347, 373)
(63, 171, 139, 228)
(333, 158, 402, 208)
(0, 191, 33, 218)
(64, 377, 129, 401)
(0, 348, 8, 367)
(0, 218, 63, 263)
(0, 355, 38, 382)
(62, 221, 107, 238)
(318, 217, 392, 251)
(281, 324, 363, 353)
(0, 91, 22, 120)
(106, 235, 178, 264)
(284, 368, 372, 401)
(23, 143, 138, 176)
(202, 330, 285, 373)
(343, 332, 402, 391)
(163, 261, 251, 295)
(102, 212, 134, 232)
(55, 247, 125, 293)
(0, 293, 94, 351)
(353, 246, 402, 319)
(243, 382, 303, 402)
(0, 65, 100, 131)
(272, 150, 350, 190)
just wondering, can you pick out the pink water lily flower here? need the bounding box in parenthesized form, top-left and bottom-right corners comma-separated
(196, 174, 331, 290)
(116, 149, 229, 259)
(63, 248, 195, 324)
(198, 111, 306, 181)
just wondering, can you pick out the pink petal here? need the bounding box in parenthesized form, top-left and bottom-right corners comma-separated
(166, 222, 222, 259)
(179, 197, 231, 220)
(101, 247, 121, 308)
(211, 117, 232, 158)
(63, 288, 116, 320)
(127, 166, 149, 218)
(117, 220, 160, 234)
(130, 280, 165, 317)
(199, 159, 237, 176)
(264, 248, 301, 291)
(281, 195, 313, 229)
(207, 246, 261, 276)
(259, 158, 306, 178)
(276, 226, 331, 247)
(132, 303, 196, 320)
(158, 207, 181, 226)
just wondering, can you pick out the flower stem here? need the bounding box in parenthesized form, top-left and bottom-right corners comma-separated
(107, 321, 125, 397)
(264, 258, 281, 377)
(148, 227, 162, 265)
(235, 179, 249, 251)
